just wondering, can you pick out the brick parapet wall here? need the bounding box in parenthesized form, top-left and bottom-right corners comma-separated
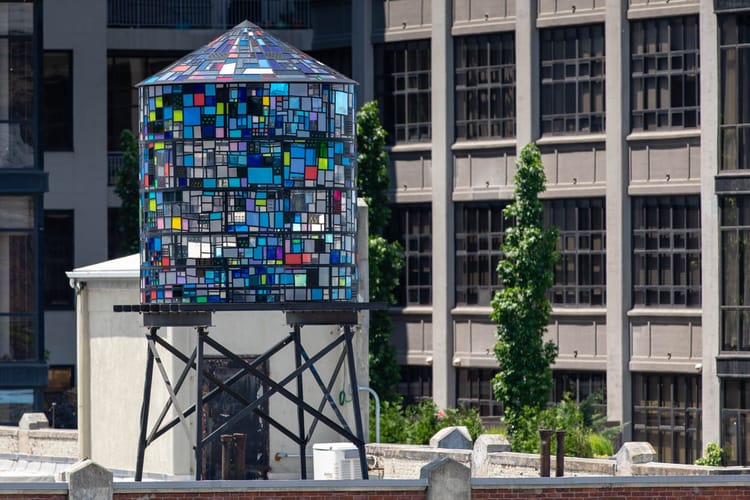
(0, 482, 67, 499)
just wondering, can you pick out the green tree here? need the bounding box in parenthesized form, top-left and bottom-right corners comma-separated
(491, 143, 558, 439)
(115, 129, 140, 256)
(356, 101, 403, 401)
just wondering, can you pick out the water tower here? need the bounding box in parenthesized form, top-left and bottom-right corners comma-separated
(123, 21, 374, 481)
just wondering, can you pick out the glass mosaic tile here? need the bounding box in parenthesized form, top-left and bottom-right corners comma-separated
(138, 23, 358, 305)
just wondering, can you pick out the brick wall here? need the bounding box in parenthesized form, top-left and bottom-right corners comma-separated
(473, 486, 750, 499)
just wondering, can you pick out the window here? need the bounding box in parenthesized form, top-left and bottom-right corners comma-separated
(455, 203, 509, 306)
(456, 368, 503, 419)
(721, 379, 750, 466)
(306, 47, 352, 79)
(454, 33, 515, 140)
(631, 17, 699, 131)
(44, 210, 74, 309)
(0, 388, 33, 426)
(107, 53, 183, 152)
(540, 24, 605, 135)
(544, 198, 606, 306)
(720, 195, 750, 351)
(633, 373, 702, 464)
(551, 370, 605, 410)
(397, 365, 432, 406)
(0, 196, 36, 361)
(632, 196, 701, 307)
(0, 2, 34, 168)
(720, 14, 750, 170)
(388, 205, 431, 306)
(43, 50, 73, 151)
(374, 40, 431, 144)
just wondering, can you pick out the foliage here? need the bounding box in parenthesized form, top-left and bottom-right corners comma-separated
(356, 100, 391, 235)
(356, 101, 404, 401)
(115, 129, 141, 256)
(696, 442, 724, 466)
(491, 143, 559, 438)
(372, 397, 485, 445)
(508, 393, 614, 458)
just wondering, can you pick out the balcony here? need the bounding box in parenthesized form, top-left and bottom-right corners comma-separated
(108, 0, 311, 30)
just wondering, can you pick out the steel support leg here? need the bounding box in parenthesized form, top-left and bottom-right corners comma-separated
(195, 327, 206, 480)
(135, 327, 157, 482)
(293, 325, 307, 479)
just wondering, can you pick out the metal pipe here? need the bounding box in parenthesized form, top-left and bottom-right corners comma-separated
(358, 386, 380, 443)
(274, 451, 313, 461)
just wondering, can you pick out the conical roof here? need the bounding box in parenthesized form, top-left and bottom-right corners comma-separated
(138, 20, 354, 86)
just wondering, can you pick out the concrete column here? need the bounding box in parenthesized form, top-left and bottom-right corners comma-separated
(515, 0, 539, 147)
(700, 1, 721, 447)
(604, 1, 632, 438)
(351, 0, 374, 106)
(74, 281, 91, 459)
(420, 457, 470, 500)
(430, 0, 455, 410)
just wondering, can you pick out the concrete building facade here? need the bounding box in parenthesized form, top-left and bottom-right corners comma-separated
(11, 0, 750, 468)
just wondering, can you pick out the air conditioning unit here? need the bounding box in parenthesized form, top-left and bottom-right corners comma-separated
(312, 442, 362, 480)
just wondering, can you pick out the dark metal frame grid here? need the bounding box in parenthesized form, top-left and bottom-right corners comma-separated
(630, 15, 700, 131)
(374, 40, 432, 144)
(632, 196, 701, 307)
(388, 205, 432, 306)
(133, 308, 371, 481)
(540, 24, 606, 135)
(632, 372, 702, 465)
(719, 12, 750, 170)
(719, 194, 750, 352)
(544, 198, 607, 307)
(455, 202, 508, 306)
(454, 32, 516, 140)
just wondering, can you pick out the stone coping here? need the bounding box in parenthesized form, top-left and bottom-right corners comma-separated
(472, 474, 750, 488)
(114, 479, 428, 493)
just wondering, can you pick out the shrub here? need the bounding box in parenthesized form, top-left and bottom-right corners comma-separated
(696, 442, 724, 466)
(373, 398, 485, 444)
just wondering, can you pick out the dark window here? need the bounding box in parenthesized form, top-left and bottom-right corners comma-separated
(397, 365, 432, 406)
(632, 196, 701, 307)
(0, 389, 33, 426)
(388, 205, 432, 306)
(455, 203, 509, 306)
(0, 5, 34, 169)
(454, 33, 515, 140)
(0, 196, 36, 361)
(107, 53, 183, 151)
(631, 16, 700, 131)
(456, 368, 503, 419)
(633, 373, 702, 464)
(720, 14, 750, 170)
(540, 24, 605, 135)
(544, 198, 606, 306)
(306, 47, 352, 79)
(374, 40, 431, 144)
(720, 195, 750, 351)
(44, 210, 74, 309)
(721, 378, 750, 465)
(43, 50, 73, 151)
(551, 370, 606, 410)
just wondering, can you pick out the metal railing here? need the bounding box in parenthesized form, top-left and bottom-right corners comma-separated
(108, 0, 311, 30)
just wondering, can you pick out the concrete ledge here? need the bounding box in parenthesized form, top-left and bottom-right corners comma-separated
(633, 462, 750, 476)
(0, 482, 68, 493)
(472, 474, 750, 488)
(114, 479, 428, 493)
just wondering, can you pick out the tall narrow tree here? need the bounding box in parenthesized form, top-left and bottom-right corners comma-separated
(356, 101, 404, 401)
(491, 143, 558, 437)
(115, 129, 140, 256)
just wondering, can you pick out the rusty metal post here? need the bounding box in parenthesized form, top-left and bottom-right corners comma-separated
(220, 434, 233, 480)
(556, 430, 566, 477)
(539, 429, 553, 477)
(233, 433, 246, 480)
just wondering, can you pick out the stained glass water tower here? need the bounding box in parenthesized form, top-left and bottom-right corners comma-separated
(138, 20, 357, 305)
(128, 22, 372, 482)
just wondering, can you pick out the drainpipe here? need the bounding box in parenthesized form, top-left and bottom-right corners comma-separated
(358, 386, 380, 443)
(70, 279, 90, 459)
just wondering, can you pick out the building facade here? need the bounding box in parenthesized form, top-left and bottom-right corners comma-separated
(18, 0, 750, 467)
